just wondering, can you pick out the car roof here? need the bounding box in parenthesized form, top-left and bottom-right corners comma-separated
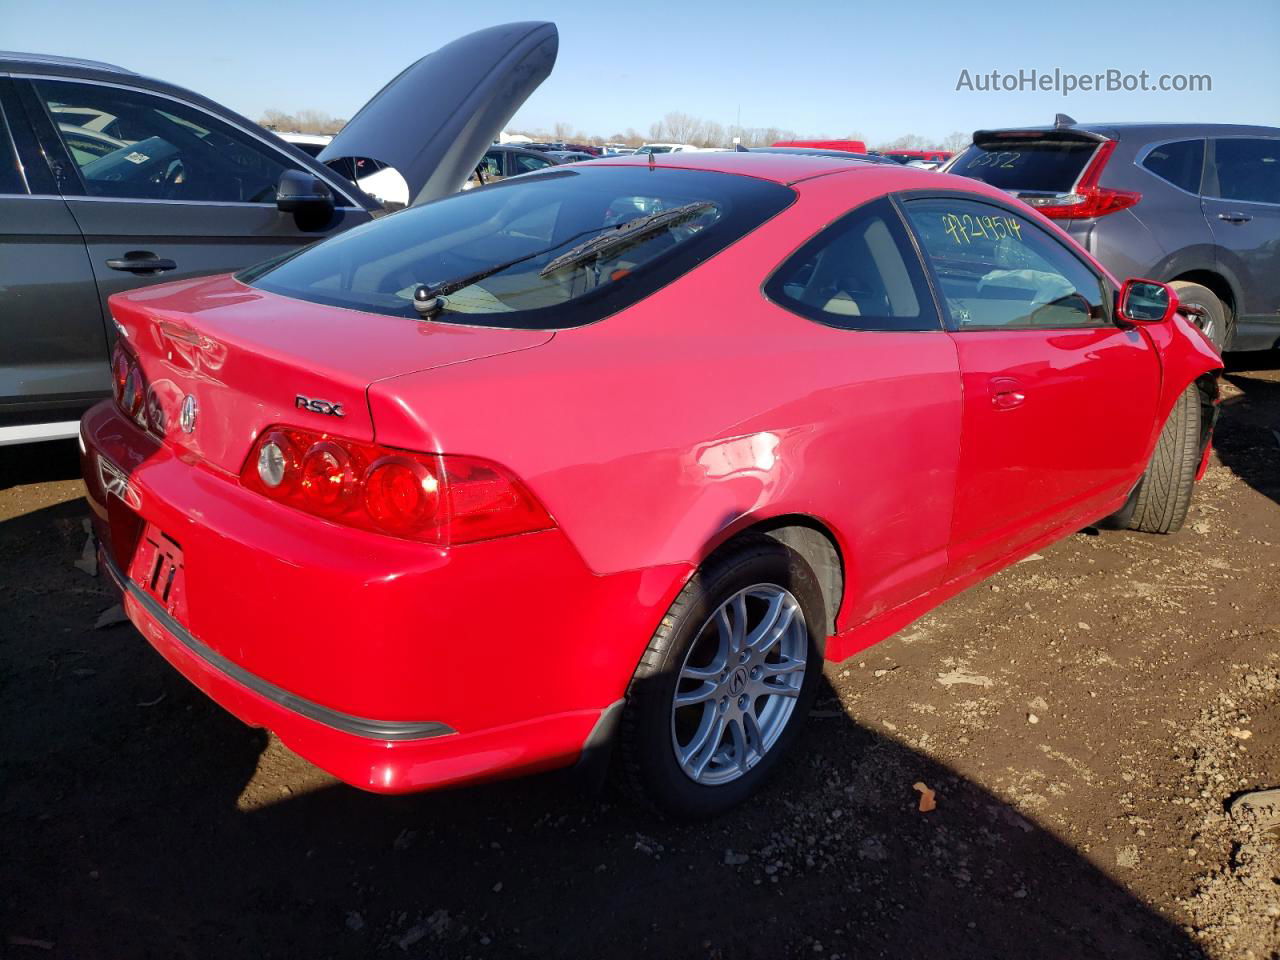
(0, 51, 136, 74)
(586, 150, 894, 184)
(745, 146, 897, 164)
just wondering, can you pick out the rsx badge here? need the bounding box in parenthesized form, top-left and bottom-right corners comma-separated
(295, 395, 345, 417)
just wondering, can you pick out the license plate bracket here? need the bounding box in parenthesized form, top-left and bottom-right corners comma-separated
(128, 524, 189, 625)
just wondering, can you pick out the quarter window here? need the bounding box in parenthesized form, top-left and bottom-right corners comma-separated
(903, 197, 1107, 330)
(765, 197, 939, 331)
(34, 79, 304, 204)
(1210, 138, 1280, 204)
(1141, 139, 1204, 194)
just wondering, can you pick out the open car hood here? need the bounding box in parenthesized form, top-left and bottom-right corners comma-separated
(318, 22, 558, 207)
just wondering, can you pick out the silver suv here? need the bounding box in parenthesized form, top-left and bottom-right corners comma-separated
(946, 118, 1280, 353)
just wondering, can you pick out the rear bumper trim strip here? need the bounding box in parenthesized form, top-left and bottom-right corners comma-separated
(102, 549, 456, 742)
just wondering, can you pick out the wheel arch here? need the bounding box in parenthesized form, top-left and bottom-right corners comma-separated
(703, 514, 845, 642)
(1194, 372, 1219, 456)
(1168, 268, 1237, 320)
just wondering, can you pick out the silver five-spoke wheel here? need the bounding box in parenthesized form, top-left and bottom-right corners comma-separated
(670, 584, 807, 785)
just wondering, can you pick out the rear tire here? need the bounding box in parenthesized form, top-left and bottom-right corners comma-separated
(616, 536, 823, 819)
(1170, 281, 1230, 353)
(1124, 384, 1202, 534)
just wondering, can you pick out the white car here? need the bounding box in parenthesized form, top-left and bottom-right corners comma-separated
(278, 132, 410, 207)
(634, 143, 699, 155)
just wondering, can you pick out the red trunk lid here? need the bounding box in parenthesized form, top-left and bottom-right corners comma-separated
(110, 274, 552, 473)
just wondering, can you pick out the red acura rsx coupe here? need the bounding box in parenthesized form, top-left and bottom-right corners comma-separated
(81, 151, 1222, 817)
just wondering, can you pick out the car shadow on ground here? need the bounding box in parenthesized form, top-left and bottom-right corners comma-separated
(1, 503, 1211, 959)
(0, 438, 81, 491)
(1213, 353, 1280, 509)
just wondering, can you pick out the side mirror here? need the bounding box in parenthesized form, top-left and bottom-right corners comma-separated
(1117, 278, 1179, 324)
(276, 170, 335, 229)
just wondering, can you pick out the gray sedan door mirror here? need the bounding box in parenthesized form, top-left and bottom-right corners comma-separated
(276, 170, 335, 229)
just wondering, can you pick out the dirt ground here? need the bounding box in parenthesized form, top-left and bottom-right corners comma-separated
(2, 359, 1278, 960)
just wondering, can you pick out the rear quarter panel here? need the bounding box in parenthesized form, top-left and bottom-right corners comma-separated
(370, 170, 965, 629)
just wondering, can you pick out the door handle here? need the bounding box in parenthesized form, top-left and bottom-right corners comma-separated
(989, 376, 1026, 410)
(105, 251, 178, 274)
(1217, 212, 1252, 224)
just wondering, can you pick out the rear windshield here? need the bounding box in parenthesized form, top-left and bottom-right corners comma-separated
(244, 166, 793, 329)
(948, 139, 1100, 192)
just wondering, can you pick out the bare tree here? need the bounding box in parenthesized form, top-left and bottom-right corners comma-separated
(553, 121, 574, 141)
(698, 121, 726, 148)
(880, 133, 931, 150)
(295, 109, 345, 135)
(942, 130, 972, 153)
(655, 112, 707, 145)
(259, 108, 295, 131)
(260, 109, 344, 134)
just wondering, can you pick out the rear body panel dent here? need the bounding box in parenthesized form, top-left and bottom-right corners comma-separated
(82, 399, 690, 738)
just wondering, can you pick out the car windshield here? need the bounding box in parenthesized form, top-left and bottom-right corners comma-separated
(244, 166, 794, 329)
(948, 138, 1101, 192)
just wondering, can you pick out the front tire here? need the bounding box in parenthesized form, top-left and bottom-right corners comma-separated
(1124, 384, 1203, 534)
(617, 536, 823, 818)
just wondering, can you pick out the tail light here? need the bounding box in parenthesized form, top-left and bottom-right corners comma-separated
(111, 339, 146, 425)
(240, 426, 555, 545)
(1021, 140, 1141, 219)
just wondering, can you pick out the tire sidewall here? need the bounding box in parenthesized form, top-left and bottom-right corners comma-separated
(629, 543, 824, 818)
(1170, 282, 1228, 353)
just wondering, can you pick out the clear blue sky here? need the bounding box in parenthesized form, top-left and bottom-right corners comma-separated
(5, 0, 1277, 143)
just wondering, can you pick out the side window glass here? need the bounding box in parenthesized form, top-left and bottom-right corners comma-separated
(514, 153, 552, 174)
(903, 197, 1107, 330)
(1142, 139, 1204, 194)
(1211, 138, 1280, 204)
(765, 197, 938, 331)
(0, 102, 25, 194)
(479, 151, 504, 179)
(34, 79, 302, 203)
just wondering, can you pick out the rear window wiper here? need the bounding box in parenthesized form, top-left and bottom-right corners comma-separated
(412, 202, 714, 319)
(539, 202, 714, 277)
(411, 222, 621, 318)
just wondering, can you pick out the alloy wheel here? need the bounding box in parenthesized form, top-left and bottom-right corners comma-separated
(670, 584, 807, 786)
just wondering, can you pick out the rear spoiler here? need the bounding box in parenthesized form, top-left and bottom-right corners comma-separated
(972, 128, 1107, 148)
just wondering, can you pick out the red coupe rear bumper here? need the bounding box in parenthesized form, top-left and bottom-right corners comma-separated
(105, 553, 610, 792)
(81, 401, 689, 793)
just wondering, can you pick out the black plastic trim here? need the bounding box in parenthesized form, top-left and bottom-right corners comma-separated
(102, 549, 455, 742)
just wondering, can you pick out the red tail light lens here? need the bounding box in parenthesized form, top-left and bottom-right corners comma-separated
(111, 339, 157, 430)
(240, 426, 554, 545)
(112, 342, 131, 400)
(364, 457, 440, 533)
(1022, 140, 1141, 220)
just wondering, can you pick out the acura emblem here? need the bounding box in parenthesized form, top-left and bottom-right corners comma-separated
(179, 395, 198, 433)
(98, 456, 141, 509)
